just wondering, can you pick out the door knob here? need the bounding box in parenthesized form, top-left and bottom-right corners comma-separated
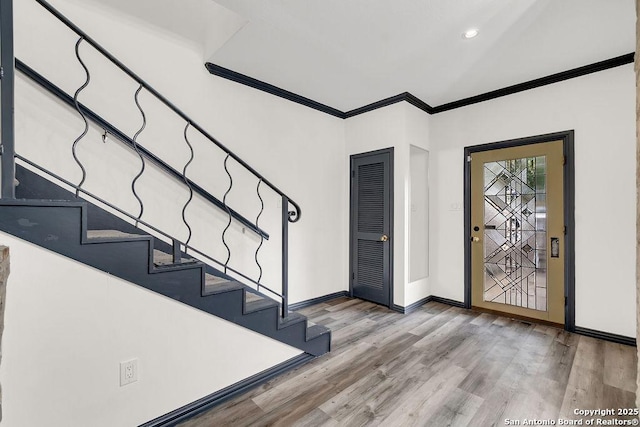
(471, 236, 480, 242)
(380, 235, 389, 242)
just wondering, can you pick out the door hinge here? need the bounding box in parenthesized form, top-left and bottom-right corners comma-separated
(467, 155, 472, 162)
(352, 272, 355, 280)
(565, 296, 567, 307)
(563, 226, 567, 235)
(0, 66, 3, 79)
(562, 156, 567, 165)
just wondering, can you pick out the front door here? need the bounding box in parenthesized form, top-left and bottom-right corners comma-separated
(350, 148, 393, 307)
(470, 140, 565, 324)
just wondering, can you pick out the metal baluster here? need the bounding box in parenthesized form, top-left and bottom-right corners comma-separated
(71, 37, 89, 197)
(221, 153, 233, 273)
(281, 195, 289, 319)
(254, 179, 264, 292)
(0, 0, 16, 199)
(181, 122, 195, 251)
(131, 84, 146, 225)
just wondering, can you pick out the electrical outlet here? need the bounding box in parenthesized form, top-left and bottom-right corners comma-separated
(120, 359, 138, 386)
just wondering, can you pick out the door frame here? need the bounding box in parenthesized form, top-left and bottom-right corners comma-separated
(463, 130, 575, 331)
(349, 147, 394, 309)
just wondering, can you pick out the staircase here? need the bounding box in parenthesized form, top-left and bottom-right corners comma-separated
(0, 0, 331, 358)
(1, 168, 330, 357)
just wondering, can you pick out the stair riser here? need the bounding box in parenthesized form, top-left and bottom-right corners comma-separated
(275, 321, 307, 344)
(304, 333, 331, 356)
(200, 290, 244, 320)
(235, 307, 279, 336)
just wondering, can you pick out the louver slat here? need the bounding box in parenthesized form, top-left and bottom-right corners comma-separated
(357, 162, 384, 233)
(357, 240, 384, 289)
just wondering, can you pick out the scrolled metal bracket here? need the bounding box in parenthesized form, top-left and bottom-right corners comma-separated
(287, 208, 300, 223)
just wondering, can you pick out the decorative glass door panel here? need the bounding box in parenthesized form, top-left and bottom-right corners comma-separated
(470, 141, 565, 324)
(483, 157, 547, 311)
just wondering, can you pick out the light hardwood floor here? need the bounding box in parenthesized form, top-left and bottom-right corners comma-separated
(180, 298, 637, 427)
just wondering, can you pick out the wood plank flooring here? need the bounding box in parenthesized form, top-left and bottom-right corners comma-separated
(179, 298, 637, 427)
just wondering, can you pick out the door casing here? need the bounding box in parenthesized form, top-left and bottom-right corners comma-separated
(463, 131, 575, 331)
(349, 147, 394, 308)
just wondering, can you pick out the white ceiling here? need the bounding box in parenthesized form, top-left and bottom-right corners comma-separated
(64, 0, 248, 57)
(79, 0, 636, 112)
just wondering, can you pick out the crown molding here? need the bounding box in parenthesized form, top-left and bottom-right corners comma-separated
(344, 92, 434, 118)
(205, 52, 635, 119)
(205, 62, 345, 118)
(431, 52, 634, 113)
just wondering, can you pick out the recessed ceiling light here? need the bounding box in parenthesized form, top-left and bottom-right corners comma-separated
(463, 28, 479, 39)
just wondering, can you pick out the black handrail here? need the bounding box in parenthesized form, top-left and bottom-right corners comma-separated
(34, 0, 301, 223)
(15, 58, 270, 240)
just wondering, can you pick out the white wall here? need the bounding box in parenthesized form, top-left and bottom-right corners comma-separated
(345, 102, 431, 307)
(0, 233, 301, 427)
(409, 145, 429, 283)
(430, 64, 636, 337)
(405, 105, 432, 306)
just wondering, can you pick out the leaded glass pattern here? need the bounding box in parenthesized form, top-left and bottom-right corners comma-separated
(483, 156, 547, 311)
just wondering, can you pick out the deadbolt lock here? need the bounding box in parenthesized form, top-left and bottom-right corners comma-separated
(380, 235, 389, 242)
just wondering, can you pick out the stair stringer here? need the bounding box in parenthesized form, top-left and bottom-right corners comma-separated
(0, 199, 330, 356)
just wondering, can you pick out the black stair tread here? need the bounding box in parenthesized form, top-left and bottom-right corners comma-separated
(245, 298, 279, 314)
(278, 311, 306, 329)
(86, 229, 148, 241)
(205, 272, 232, 285)
(306, 324, 331, 341)
(245, 291, 265, 303)
(0, 198, 85, 207)
(152, 249, 198, 266)
(203, 275, 244, 295)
